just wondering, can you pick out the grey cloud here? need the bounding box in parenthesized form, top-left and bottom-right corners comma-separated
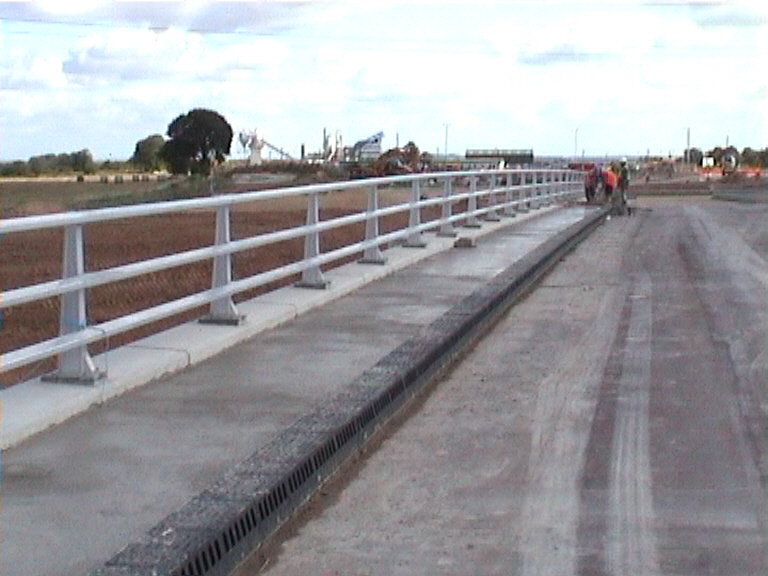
(0, 2, 309, 34)
(518, 44, 612, 66)
(62, 48, 168, 82)
(687, 3, 766, 28)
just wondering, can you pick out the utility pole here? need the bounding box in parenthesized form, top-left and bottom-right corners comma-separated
(686, 127, 691, 165)
(574, 127, 579, 159)
(443, 123, 449, 159)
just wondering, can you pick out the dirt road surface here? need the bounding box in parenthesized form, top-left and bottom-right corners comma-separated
(235, 196, 767, 576)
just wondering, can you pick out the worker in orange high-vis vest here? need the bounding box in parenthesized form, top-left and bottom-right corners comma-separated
(602, 167, 617, 202)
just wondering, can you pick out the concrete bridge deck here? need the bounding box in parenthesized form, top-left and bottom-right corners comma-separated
(238, 196, 767, 576)
(1, 205, 597, 576)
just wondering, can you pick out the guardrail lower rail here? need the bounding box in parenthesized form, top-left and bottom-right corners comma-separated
(0, 168, 583, 383)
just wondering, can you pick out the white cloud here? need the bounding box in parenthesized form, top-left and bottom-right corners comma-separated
(0, 1, 765, 160)
(0, 52, 68, 90)
(63, 28, 202, 82)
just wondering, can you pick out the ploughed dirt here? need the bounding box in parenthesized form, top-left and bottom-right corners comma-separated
(1, 184, 448, 386)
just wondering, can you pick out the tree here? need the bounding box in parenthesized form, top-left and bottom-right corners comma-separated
(685, 147, 703, 166)
(70, 149, 96, 174)
(160, 108, 233, 176)
(28, 154, 54, 175)
(132, 134, 165, 172)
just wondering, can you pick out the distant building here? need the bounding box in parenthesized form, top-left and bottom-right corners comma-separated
(344, 132, 384, 162)
(464, 148, 534, 169)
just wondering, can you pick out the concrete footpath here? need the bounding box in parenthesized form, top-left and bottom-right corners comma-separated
(0, 205, 603, 576)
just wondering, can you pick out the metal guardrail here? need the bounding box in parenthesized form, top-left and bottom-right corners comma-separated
(0, 168, 583, 383)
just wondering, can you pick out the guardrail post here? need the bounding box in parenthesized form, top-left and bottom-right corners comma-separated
(503, 173, 516, 217)
(548, 172, 555, 201)
(437, 177, 457, 237)
(201, 205, 242, 325)
(533, 172, 542, 209)
(359, 185, 387, 264)
(296, 191, 329, 289)
(517, 171, 530, 213)
(572, 172, 581, 199)
(404, 179, 427, 248)
(464, 176, 481, 228)
(485, 175, 501, 221)
(44, 224, 102, 383)
(525, 172, 533, 209)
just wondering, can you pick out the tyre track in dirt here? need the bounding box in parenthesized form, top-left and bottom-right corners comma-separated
(517, 226, 636, 576)
(579, 198, 766, 576)
(605, 272, 659, 576)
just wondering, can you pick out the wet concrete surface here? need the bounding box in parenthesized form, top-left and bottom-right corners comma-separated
(240, 197, 767, 576)
(0, 207, 590, 576)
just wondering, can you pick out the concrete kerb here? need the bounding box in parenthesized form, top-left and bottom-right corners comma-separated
(91, 205, 608, 576)
(0, 204, 566, 451)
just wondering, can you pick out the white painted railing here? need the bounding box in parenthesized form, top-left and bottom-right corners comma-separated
(0, 168, 583, 382)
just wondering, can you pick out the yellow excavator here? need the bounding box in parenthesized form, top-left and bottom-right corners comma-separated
(373, 141, 422, 176)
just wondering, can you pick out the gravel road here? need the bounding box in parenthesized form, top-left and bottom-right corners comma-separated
(235, 196, 767, 576)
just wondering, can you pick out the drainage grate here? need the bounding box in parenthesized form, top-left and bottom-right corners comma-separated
(176, 397, 385, 576)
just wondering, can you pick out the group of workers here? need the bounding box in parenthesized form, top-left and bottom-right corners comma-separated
(584, 158, 632, 215)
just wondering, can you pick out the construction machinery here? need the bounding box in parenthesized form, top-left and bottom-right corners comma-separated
(721, 153, 738, 177)
(343, 141, 424, 179)
(373, 141, 422, 176)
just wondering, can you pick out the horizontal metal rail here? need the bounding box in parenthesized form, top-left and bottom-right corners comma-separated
(0, 181, 538, 308)
(1, 168, 583, 381)
(0, 169, 569, 233)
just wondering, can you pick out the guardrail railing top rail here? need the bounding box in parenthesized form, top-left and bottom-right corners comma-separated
(0, 168, 584, 384)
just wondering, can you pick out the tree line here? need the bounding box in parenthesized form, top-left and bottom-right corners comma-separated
(0, 149, 97, 177)
(1, 108, 233, 178)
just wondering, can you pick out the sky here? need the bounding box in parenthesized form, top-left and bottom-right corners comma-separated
(0, 0, 765, 161)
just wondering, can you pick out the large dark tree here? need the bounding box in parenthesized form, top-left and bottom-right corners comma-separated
(160, 108, 233, 176)
(132, 134, 165, 171)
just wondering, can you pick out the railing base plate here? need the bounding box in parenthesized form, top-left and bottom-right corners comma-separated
(358, 256, 388, 265)
(41, 370, 105, 385)
(295, 279, 330, 290)
(199, 314, 246, 326)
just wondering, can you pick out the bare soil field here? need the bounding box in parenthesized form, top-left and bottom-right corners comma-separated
(0, 178, 448, 386)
